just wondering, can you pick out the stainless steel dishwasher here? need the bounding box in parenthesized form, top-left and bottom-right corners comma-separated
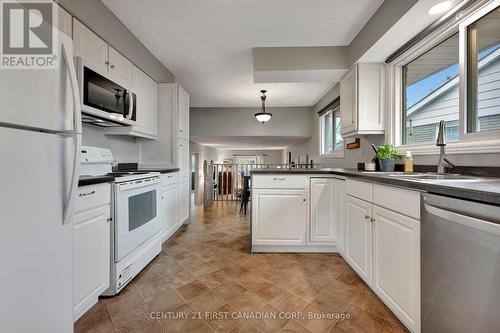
(421, 193, 500, 333)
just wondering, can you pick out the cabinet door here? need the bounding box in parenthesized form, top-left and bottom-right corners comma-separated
(372, 206, 420, 333)
(333, 179, 346, 253)
(179, 180, 190, 224)
(178, 86, 190, 140)
(160, 185, 179, 237)
(357, 64, 385, 132)
(73, 205, 110, 319)
(73, 18, 108, 75)
(252, 189, 307, 246)
(344, 195, 372, 283)
(340, 65, 357, 135)
(179, 139, 190, 181)
(310, 178, 335, 243)
(108, 47, 133, 88)
(133, 66, 158, 136)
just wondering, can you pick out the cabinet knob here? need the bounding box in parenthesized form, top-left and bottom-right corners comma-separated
(370, 217, 375, 223)
(364, 215, 370, 220)
(110, 64, 115, 69)
(105, 61, 110, 65)
(107, 217, 112, 222)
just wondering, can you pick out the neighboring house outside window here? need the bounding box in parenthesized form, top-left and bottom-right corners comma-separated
(396, 2, 500, 151)
(319, 98, 344, 157)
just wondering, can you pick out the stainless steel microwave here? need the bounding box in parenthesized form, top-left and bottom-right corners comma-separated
(76, 58, 137, 127)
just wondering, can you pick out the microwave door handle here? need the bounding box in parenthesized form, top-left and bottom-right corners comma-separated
(61, 41, 82, 226)
(127, 91, 133, 119)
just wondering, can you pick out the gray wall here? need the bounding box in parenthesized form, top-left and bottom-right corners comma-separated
(57, 0, 175, 83)
(190, 107, 313, 139)
(190, 141, 219, 206)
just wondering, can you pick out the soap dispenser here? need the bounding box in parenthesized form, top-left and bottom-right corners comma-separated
(404, 151, 414, 173)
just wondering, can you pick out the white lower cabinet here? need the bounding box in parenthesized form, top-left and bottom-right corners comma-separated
(343, 179, 421, 333)
(179, 180, 190, 224)
(73, 184, 111, 321)
(159, 184, 179, 241)
(309, 178, 345, 248)
(252, 189, 307, 245)
(345, 195, 372, 283)
(372, 206, 420, 333)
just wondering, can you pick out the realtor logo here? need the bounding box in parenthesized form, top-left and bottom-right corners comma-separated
(1, 0, 58, 69)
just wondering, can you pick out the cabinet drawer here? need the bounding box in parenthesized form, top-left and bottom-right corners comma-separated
(161, 172, 179, 187)
(373, 184, 420, 219)
(75, 183, 111, 214)
(346, 179, 373, 202)
(252, 175, 307, 189)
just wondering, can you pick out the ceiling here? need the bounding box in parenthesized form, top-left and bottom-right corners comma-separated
(102, 0, 384, 107)
(190, 136, 309, 150)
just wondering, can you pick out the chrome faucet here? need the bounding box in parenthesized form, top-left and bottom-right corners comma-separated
(436, 120, 456, 174)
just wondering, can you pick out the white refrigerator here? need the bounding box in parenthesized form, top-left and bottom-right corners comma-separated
(0, 32, 81, 332)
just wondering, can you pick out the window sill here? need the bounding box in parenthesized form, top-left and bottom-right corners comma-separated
(398, 139, 500, 155)
(320, 151, 345, 159)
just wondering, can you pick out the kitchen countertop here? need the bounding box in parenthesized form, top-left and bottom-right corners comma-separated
(136, 168, 180, 174)
(250, 168, 500, 206)
(78, 175, 115, 187)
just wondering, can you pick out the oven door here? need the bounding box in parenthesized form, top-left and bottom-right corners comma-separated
(114, 178, 161, 262)
(76, 57, 137, 126)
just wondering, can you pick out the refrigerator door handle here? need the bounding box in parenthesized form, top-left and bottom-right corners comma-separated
(61, 41, 82, 226)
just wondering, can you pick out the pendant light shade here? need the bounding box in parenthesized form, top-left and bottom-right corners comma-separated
(254, 90, 272, 123)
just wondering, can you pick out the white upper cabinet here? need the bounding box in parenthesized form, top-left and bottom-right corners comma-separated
(340, 63, 385, 137)
(57, 5, 72, 37)
(178, 86, 190, 140)
(73, 18, 133, 88)
(108, 46, 133, 88)
(132, 66, 158, 136)
(73, 18, 109, 75)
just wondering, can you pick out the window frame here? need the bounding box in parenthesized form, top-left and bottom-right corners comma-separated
(388, 0, 500, 155)
(319, 103, 344, 158)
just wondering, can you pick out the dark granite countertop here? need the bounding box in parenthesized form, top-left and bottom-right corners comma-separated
(136, 168, 180, 174)
(78, 175, 114, 187)
(250, 168, 500, 206)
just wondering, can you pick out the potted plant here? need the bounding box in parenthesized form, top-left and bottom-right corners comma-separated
(374, 144, 403, 172)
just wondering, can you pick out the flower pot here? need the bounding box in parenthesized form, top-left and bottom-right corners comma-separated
(379, 159, 395, 172)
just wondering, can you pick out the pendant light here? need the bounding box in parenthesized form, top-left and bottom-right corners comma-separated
(254, 90, 272, 123)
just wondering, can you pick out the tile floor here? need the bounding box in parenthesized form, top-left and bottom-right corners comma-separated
(75, 202, 409, 333)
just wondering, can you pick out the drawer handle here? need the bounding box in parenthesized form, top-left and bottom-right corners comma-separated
(272, 177, 286, 181)
(79, 190, 95, 197)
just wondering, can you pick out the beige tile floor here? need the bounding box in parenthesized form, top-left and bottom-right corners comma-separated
(75, 202, 409, 333)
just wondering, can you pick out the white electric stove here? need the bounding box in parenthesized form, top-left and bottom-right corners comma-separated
(80, 147, 162, 295)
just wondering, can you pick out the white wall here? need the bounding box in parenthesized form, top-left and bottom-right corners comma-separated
(82, 124, 139, 162)
(190, 141, 219, 206)
(217, 150, 284, 164)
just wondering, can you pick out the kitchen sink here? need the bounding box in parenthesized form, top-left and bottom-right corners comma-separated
(362, 171, 484, 182)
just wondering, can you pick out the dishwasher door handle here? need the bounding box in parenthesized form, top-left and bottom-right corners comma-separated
(424, 203, 500, 235)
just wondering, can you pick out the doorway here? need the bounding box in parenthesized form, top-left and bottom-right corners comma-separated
(191, 153, 199, 206)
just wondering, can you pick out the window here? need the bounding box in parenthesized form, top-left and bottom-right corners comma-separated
(319, 99, 343, 156)
(402, 33, 460, 146)
(466, 6, 500, 134)
(396, 2, 500, 151)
